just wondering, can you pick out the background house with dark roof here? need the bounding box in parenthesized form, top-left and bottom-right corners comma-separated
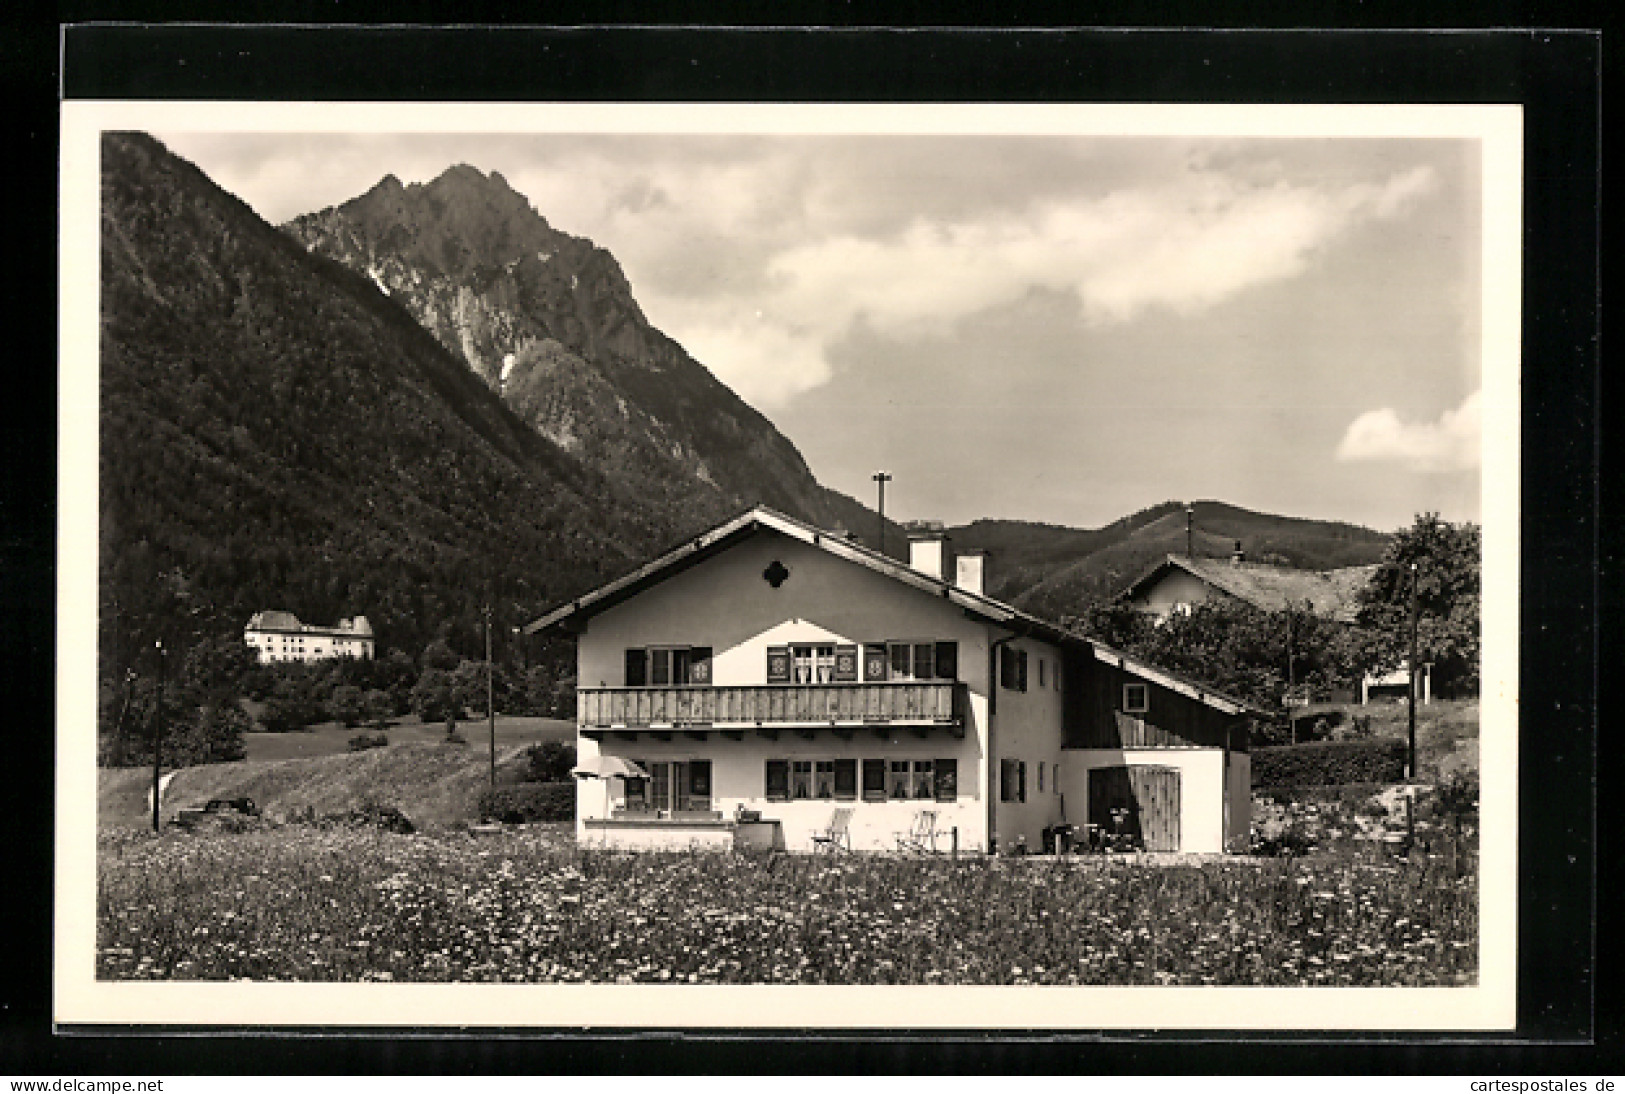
(1120, 548, 1378, 623)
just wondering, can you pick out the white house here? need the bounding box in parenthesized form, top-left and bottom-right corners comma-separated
(528, 507, 1254, 855)
(244, 611, 375, 662)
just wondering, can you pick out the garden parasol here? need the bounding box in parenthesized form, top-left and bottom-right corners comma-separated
(570, 755, 649, 817)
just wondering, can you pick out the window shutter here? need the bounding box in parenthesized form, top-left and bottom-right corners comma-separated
(766, 645, 791, 683)
(862, 759, 887, 801)
(624, 649, 647, 687)
(935, 641, 958, 680)
(998, 647, 1012, 689)
(1017, 650, 1029, 692)
(935, 758, 958, 802)
(765, 760, 789, 801)
(834, 644, 860, 682)
(834, 759, 857, 800)
(650, 648, 671, 686)
(1018, 761, 1027, 803)
(689, 647, 712, 685)
(863, 643, 888, 681)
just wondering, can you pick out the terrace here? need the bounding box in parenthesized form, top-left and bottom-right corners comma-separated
(577, 681, 968, 740)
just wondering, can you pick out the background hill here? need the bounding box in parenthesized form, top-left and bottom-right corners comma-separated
(949, 500, 1390, 620)
(283, 166, 892, 549)
(99, 132, 674, 672)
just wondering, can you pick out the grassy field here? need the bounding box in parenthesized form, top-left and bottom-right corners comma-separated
(96, 824, 1476, 986)
(100, 740, 548, 830)
(241, 714, 575, 763)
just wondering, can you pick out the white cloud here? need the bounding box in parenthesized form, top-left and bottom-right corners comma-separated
(645, 161, 1440, 405)
(1336, 390, 1482, 471)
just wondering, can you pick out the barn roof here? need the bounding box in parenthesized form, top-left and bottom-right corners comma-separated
(1123, 554, 1377, 622)
(527, 506, 1256, 715)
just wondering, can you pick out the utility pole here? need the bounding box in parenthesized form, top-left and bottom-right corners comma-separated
(873, 471, 892, 556)
(1185, 503, 1194, 558)
(485, 604, 496, 789)
(151, 638, 165, 833)
(1286, 606, 1296, 745)
(1407, 561, 1420, 781)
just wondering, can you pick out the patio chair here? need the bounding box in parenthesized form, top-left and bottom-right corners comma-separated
(895, 810, 938, 853)
(811, 807, 853, 852)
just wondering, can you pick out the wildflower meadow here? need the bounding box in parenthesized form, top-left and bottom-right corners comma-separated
(97, 823, 1476, 986)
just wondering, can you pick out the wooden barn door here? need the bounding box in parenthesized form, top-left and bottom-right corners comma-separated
(1088, 765, 1182, 851)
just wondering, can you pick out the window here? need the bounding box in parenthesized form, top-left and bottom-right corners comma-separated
(1038, 659, 1046, 688)
(1000, 758, 1017, 802)
(999, 647, 1029, 691)
(834, 759, 858, 800)
(934, 758, 958, 803)
(1018, 761, 1027, 803)
(765, 760, 789, 801)
(793, 644, 837, 684)
(862, 758, 887, 801)
(626, 646, 711, 686)
(889, 760, 912, 799)
(912, 759, 935, 800)
(1123, 682, 1149, 713)
(872, 640, 959, 681)
(769, 759, 859, 802)
(1038, 761, 1045, 793)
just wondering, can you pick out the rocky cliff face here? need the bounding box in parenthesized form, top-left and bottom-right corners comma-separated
(284, 167, 880, 539)
(98, 133, 663, 660)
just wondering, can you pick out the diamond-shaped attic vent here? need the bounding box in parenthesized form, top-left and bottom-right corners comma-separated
(763, 560, 790, 588)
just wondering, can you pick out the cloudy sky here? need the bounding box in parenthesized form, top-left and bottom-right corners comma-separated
(157, 129, 1484, 533)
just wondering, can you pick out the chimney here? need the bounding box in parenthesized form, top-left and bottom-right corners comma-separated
(906, 520, 949, 580)
(1231, 540, 1245, 566)
(955, 549, 988, 596)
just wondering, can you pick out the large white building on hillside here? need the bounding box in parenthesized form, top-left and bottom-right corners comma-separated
(244, 611, 375, 662)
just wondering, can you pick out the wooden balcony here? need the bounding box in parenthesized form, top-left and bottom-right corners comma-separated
(578, 682, 966, 739)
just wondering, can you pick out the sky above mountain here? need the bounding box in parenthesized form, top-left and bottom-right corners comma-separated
(158, 127, 1487, 533)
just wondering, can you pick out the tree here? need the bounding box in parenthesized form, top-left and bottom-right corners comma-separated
(261, 669, 325, 732)
(329, 684, 365, 728)
(525, 740, 577, 782)
(421, 638, 460, 672)
(362, 689, 394, 732)
(1355, 514, 1481, 695)
(410, 668, 456, 724)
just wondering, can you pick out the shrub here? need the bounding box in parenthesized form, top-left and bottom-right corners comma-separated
(523, 740, 577, 783)
(321, 800, 415, 834)
(1250, 823, 1316, 857)
(477, 782, 575, 824)
(347, 731, 389, 752)
(1252, 738, 1406, 788)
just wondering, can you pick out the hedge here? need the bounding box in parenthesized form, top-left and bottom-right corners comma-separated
(1251, 738, 1406, 788)
(477, 781, 575, 824)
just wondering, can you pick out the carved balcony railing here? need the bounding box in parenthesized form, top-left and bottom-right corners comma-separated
(578, 682, 966, 739)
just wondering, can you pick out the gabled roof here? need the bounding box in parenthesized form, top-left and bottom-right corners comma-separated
(1122, 554, 1377, 623)
(246, 610, 303, 632)
(528, 506, 1256, 715)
